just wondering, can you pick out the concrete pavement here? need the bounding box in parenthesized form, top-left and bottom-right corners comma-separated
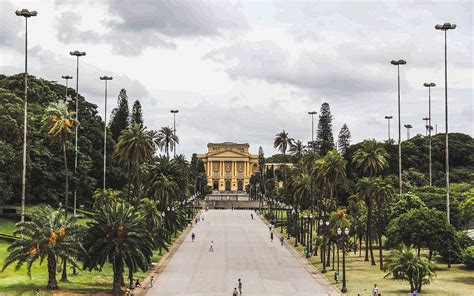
(147, 209, 337, 296)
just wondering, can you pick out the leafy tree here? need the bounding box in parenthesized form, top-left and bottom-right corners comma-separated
(155, 126, 179, 157)
(352, 139, 389, 178)
(83, 202, 154, 295)
(462, 246, 474, 269)
(316, 102, 334, 155)
(289, 140, 306, 162)
(130, 99, 144, 126)
(386, 207, 456, 260)
(109, 89, 129, 141)
(92, 188, 122, 210)
(372, 177, 394, 269)
(383, 243, 435, 293)
(387, 193, 425, 221)
(274, 130, 292, 162)
(2, 206, 83, 289)
(337, 123, 351, 156)
(42, 100, 78, 212)
(317, 150, 347, 201)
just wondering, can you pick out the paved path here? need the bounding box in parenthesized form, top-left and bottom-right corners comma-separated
(147, 210, 336, 296)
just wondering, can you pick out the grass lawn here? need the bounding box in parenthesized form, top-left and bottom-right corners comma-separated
(0, 215, 188, 295)
(270, 216, 473, 296)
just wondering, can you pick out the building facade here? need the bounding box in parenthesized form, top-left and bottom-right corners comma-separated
(196, 142, 259, 193)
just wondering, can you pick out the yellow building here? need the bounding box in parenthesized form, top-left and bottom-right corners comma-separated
(197, 142, 259, 192)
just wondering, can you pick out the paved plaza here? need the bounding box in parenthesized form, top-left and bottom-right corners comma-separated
(147, 210, 336, 296)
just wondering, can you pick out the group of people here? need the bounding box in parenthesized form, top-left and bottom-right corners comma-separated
(232, 278, 243, 295)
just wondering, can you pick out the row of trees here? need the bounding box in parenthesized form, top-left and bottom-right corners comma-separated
(255, 102, 473, 293)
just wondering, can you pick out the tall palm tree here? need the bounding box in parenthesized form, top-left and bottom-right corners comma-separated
(274, 130, 293, 188)
(2, 206, 82, 289)
(372, 177, 394, 269)
(289, 139, 306, 162)
(155, 126, 179, 157)
(356, 177, 377, 265)
(114, 123, 155, 200)
(352, 139, 389, 178)
(145, 156, 186, 211)
(42, 100, 78, 214)
(317, 150, 347, 200)
(83, 202, 154, 295)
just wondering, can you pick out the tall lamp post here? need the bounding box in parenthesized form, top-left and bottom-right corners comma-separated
(337, 227, 350, 293)
(70, 50, 86, 216)
(384, 116, 393, 142)
(391, 59, 407, 196)
(170, 110, 179, 157)
(424, 82, 436, 186)
(62, 75, 73, 100)
(15, 8, 37, 223)
(435, 23, 456, 224)
(422, 117, 430, 136)
(319, 217, 329, 273)
(308, 111, 317, 256)
(404, 124, 412, 140)
(100, 76, 113, 191)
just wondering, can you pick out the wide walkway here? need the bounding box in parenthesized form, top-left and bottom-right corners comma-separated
(147, 210, 336, 296)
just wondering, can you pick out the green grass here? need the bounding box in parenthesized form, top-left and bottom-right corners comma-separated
(0, 218, 17, 236)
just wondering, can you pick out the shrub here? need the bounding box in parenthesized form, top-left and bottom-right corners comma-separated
(462, 246, 474, 269)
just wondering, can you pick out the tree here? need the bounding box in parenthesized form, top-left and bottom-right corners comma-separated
(92, 188, 121, 210)
(317, 150, 347, 201)
(2, 206, 82, 289)
(383, 243, 435, 293)
(42, 100, 78, 213)
(337, 123, 351, 156)
(289, 139, 306, 162)
(114, 123, 155, 201)
(109, 89, 129, 141)
(352, 139, 389, 178)
(155, 126, 179, 157)
(316, 102, 334, 155)
(83, 202, 154, 295)
(372, 177, 394, 269)
(130, 99, 143, 126)
(274, 130, 293, 187)
(355, 177, 376, 265)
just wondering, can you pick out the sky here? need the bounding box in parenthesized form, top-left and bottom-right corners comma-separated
(1, 0, 472, 158)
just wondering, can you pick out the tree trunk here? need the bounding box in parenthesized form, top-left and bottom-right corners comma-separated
(127, 162, 132, 201)
(129, 268, 134, 288)
(113, 268, 123, 295)
(61, 140, 69, 282)
(359, 233, 362, 257)
(332, 243, 335, 270)
(326, 240, 331, 267)
(378, 233, 383, 270)
(60, 256, 68, 282)
(429, 249, 433, 261)
(47, 254, 58, 289)
(366, 201, 376, 265)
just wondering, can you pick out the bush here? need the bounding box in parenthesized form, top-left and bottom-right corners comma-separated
(462, 246, 474, 269)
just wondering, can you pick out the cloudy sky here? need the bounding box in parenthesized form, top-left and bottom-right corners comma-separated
(1, 0, 472, 158)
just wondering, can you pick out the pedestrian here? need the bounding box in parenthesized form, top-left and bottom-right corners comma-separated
(251, 213, 254, 220)
(150, 276, 154, 288)
(280, 236, 284, 246)
(270, 231, 274, 242)
(191, 232, 196, 242)
(268, 224, 272, 232)
(238, 278, 242, 294)
(373, 284, 379, 296)
(35, 289, 40, 296)
(135, 278, 141, 288)
(202, 217, 204, 221)
(209, 241, 214, 252)
(232, 288, 238, 296)
(412, 289, 417, 296)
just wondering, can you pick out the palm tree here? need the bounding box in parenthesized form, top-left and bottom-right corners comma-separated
(357, 177, 377, 265)
(92, 188, 121, 210)
(42, 100, 78, 214)
(145, 156, 186, 211)
(352, 140, 389, 266)
(83, 202, 154, 295)
(155, 126, 179, 157)
(114, 123, 155, 200)
(2, 206, 82, 289)
(274, 130, 293, 188)
(372, 177, 394, 269)
(139, 198, 162, 233)
(317, 150, 347, 200)
(383, 243, 435, 293)
(289, 139, 306, 162)
(352, 139, 389, 178)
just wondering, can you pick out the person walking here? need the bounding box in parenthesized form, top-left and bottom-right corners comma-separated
(150, 276, 154, 288)
(270, 231, 274, 242)
(280, 235, 284, 246)
(238, 278, 242, 295)
(191, 232, 196, 242)
(232, 288, 238, 296)
(373, 284, 379, 296)
(250, 213, 254, 220)
(209, 241, 214, 252)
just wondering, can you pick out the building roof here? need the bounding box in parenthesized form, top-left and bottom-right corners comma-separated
(207, 142, 249, 147)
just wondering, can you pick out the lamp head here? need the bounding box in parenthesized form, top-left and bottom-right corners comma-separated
(422, 117, 430, 121)
(70, 50, 86, 57)
(62, 75, 73, 80)
(170, 110, 179, 114)
(435, 23, 457, 30)
(385, 116, 393, 119)
(391, 59, 406, 65)
(100, 76, 113, 80)
(15, 9, 37, 17)
(308, 111, 317, 115)
(404, 124, 413, 129)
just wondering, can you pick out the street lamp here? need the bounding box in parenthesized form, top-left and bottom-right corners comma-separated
(384, 116, 393, 142)
(308, 111, 317, 151)
(435, 22, 456, 224)
(319, 217, 330, 273)
(422, 117, 430, 136)
(100, 76, 113, 191)
(404, 124, 413, 140)
(70, 50, 86, 216)
(15, 8, 37, 223)
(391, 59, 406, 196)
(61, 75, 73, 100)
(424, 81, 436, 187)
(337, 227, 350, 293)
(170, 110, 179, 157)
